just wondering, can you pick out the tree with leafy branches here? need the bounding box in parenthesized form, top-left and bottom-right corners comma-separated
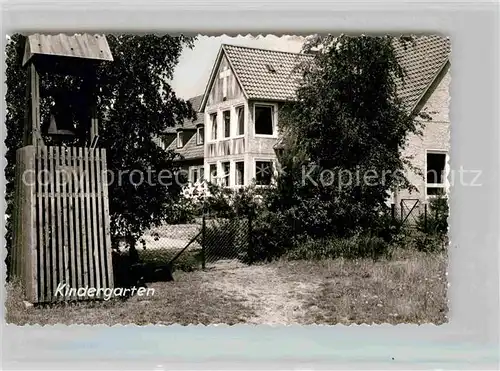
(5, 34, 197, 267)
(269, 35, 428, 238)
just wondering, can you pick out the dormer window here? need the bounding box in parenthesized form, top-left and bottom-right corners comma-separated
(177, 131, 183, 148)
(197, 125, 204, 145)
(265, 64, 276, 73)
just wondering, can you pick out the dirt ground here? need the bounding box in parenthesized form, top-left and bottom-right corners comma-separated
(6, 250, 447, 326)
(203, 260, 323, 324)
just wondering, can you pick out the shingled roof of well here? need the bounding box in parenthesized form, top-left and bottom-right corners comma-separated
(222, 44, 314, 102)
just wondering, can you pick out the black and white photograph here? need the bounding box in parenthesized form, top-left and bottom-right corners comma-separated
(5, 32, 451, 326)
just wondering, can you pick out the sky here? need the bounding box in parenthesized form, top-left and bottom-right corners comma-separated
(170, 34, 306, 100)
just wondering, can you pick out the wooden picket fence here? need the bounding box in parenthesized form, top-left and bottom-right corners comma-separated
(11, 145, 114, 303)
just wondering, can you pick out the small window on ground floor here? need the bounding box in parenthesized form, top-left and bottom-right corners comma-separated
(221, 161, 230, 186)
(209, 164, 217, 183)
(235, 161, 245, 186)
(189, 167, 199, 184)
(426, 152, 447, 196)
(255, 161, 273, 186)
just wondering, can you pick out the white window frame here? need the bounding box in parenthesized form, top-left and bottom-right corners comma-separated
(222, 109, 231, 139)
(235, 105, 245, 137)
(209, 112, 218, 142)
(425, 149, 449, 199)
(176, 131, 183, 148)
(189, 165, 204, 184)
(220, 161, 231, 187)
(235, 161, 245, 186)
(253, 159, 275, 187)
(254, 103, 278, 138)
(196, 125, 204, 145)
(208, 163, 218, 184)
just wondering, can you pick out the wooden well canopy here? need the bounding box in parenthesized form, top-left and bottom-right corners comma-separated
(22, 33, 114, 147)
(23, 33, 113, 75)
(12, 34, 116, 304)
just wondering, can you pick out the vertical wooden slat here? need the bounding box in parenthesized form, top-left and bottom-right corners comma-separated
(73, 147, 83, 294)
(84, 147, 95, 294)
(17, 149, 25, 285)
(26, 146, 38, 302)
(80, 147, 90, 296)
(61, 147, 70, 298)
(95, 149, 106, 295)
(54, 147, 64, 296)
(42, 146, 51, 301)
(67, 147, 76, 295)
(49, 146, 59, 301)
(101, 148, 114, 288)
(89, 149, 101, 291)
(37, 145, 45, 302)
(11, 149, 20, 281)
(30, 64, 41, 146)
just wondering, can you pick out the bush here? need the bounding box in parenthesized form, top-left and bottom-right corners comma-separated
(416, 195, 449, 236)
(200, 218, 249, 262)
(286, 234, 391, 261)
(164, 196, 198, 225)
(248, 209, 295, 262)
(411, 231, 447, 253)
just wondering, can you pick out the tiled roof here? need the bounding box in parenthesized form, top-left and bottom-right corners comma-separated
(167, 132, 204, 160)
(222, 44, 314, 102)
(217, 36, 450, 109)
(393, 35, 451, 111)
(165, 95, 204, 160)
(165, 94, 204, 134)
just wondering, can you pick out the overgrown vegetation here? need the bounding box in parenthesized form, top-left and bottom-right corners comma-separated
(5, 34, 197, 274)
(169, 35, 449, 263)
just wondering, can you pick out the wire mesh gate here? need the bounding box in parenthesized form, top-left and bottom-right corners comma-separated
(124, 214, 253, 283)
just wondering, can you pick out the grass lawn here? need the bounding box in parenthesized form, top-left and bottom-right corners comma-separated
(5, 248, 447, 325)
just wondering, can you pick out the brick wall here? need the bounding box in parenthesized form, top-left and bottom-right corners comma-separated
(394, 63, 451, 209)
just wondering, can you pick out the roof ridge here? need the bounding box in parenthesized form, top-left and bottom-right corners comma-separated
(222, 43, 312, 57)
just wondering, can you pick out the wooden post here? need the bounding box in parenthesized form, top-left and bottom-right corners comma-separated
(100, 148, 114, 289)
(201, 214, 206, 270)
(247, 213, 253, 265)
(424, 203, 428, 233)
(29, 64, 42, 147)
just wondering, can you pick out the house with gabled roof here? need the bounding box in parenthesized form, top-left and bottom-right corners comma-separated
(154, 94, 205, 184)
(198, 44, 313, 188)
(176, 36, 451, 209)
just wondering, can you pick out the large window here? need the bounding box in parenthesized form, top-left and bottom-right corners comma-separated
(255, 105, 274, 135)
(255, 161, 273, 186)
(210, 113, 217, 140)
(223, 110, 231, 138)
(236, 106, 245, 136)
(221, 161, 230, 186)
(426, 152, 447, 196)
(235, 161, 245, 186)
